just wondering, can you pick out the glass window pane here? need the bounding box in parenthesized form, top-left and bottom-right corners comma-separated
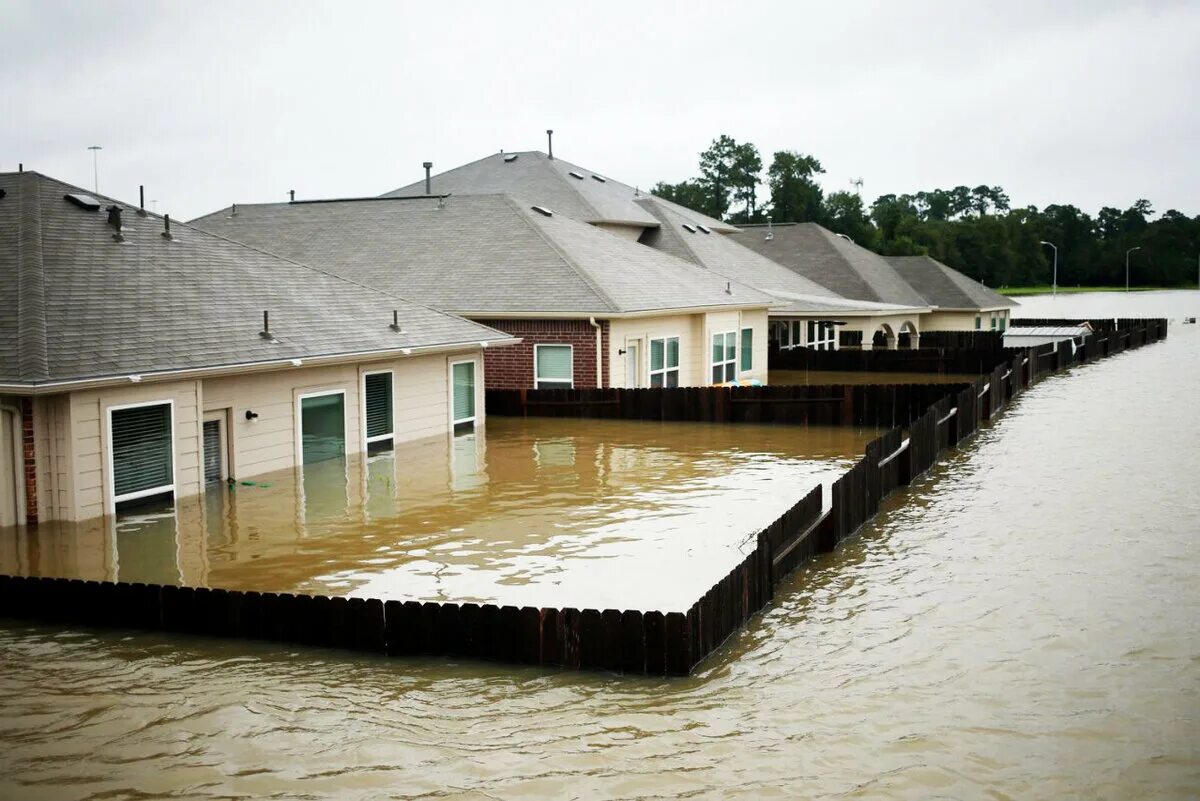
(667, 338, 679, 368)
(724, 332, 736, 362)
(666, 370, 679, 388)
(650, 373, 664, 388)
(301, 393, 345, 465)
(651, 339, 665, 371)
(712, 365, 723, 383)
(712, 333, 723, 364)
(452, 362, 475, 423)
(740, 328, 752, 370)
(364, 372, 393, 440)
(536, 345, 573, 382)
(111, 404, 173, 498)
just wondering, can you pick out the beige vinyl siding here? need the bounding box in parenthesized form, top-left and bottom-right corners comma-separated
(32, 394, 74, 523)
(607, 309, 770, 387)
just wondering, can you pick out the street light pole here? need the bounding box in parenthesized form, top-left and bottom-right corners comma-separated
(87, 145, 102, 193)
(1040, 241, 1058, 297)
(1125, 246, 1142, 292)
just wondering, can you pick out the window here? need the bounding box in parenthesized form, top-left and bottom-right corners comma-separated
(451, 360, 476, 429)
(109, 401, 174, 509)
(363, 371, 394, 451)
(999, 317, 1006, 332)
(203, 418, 222, 483)
(990, 315, 997, 330)
(975, 316, 982, 330)
(535, 344, 573, 389)
(807, 321, 836, 350)
(792, 320, 803, 346)
(740, 327, 753, 371)
(711, 331, 736, 383)
(299, 391, 346, 465)
(649, 336, 680, 387)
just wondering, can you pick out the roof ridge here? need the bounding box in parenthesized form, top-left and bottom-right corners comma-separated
(499, 195, 619, 313)
(16, 172, 49, 381)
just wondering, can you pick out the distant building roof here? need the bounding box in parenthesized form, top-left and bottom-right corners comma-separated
(634, 197, 925, 316)
(381, 151, 739, 233)
(190, 194, 773, 316)
(730, 222, 930, 307)
(885, 255, 1017, 311)
(0, 172, 511, 388)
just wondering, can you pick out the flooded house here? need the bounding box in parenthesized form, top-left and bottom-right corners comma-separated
(0, 171, 516, 525)
(378, 150, 931, 352)
(885, 255, 1017, 332)
(191, 192, 781, 389)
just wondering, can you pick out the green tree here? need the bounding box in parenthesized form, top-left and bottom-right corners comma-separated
(823, 190, 876, 247)
(698, 135, 762, 221)
(767, 150, 825, 223)
(651, 179, 718, 218)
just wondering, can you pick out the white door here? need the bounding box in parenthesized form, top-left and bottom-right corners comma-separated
(625, 341, 640, 388)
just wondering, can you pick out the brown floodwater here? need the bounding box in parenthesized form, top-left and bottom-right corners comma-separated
(0, 418, 878, 612)
(771, 369, 979, 385)
(1, 292, 1198, 800)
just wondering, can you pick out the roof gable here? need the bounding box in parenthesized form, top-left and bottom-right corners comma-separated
(886, 255, 1018, 310)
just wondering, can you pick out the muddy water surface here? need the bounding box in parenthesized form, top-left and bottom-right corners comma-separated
(0, 418, 877, 612)
(1, 292, 1197, 800)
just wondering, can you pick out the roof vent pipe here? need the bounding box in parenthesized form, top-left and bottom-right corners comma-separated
(423, 162, 433, 194)
(289, 190, 295, 202)
(161, 214, 174, 240)
(18, 163, 22, 173)
(231, 203, 237, 216)
(138, 185, 148, 216)
(106, 205, 122, 231)
(546, 129, 554, 159)
(390, 309, 405, 332)
(726, 281, 732, 295)
(259, 310, 276, 341)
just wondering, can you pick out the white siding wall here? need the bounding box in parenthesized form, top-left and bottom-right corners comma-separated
(607, 309, 770, 387)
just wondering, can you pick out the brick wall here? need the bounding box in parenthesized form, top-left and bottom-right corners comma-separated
(21, 397, 37, 525)
(474, 318, 610, 390)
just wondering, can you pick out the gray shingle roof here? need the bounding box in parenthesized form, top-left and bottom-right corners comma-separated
(636, 198, 925, 316)
(381, 151, 740, 233)
(190, 194, 774, 315)
(885, 255, 1018, 311)
(731, 222, 930, 307)
(0, 172, 511, 387)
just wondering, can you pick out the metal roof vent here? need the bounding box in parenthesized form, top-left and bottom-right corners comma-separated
(697, 224, 711, 234)
(504, 154, 519, 163)
(259, 311, 279, 344)
(682, 223, 696, 233)
(107, 206, 126, 242)
(531, 205, 554, 217)
(64, 193, 101, 211)
(568, 171, 584, 180)
(390, 310, 405, 333)
(591, 175, 606, 183)
(766, 221, 774, 241)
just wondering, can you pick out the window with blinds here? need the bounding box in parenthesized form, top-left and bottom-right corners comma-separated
(110, 403, 174, 504)
(364, 372, 393, 447)
(535, 344, 573, 389)
(740, 327, 753, 371)
(203, 419, 221, 484)
(649, 337, 680, 387)
(452, 361, 476, 427)
(711, 331, 736, 384)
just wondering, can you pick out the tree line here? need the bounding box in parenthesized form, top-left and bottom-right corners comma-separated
(653, 135, 1199, 289)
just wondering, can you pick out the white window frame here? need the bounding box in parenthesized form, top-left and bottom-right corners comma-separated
(295, 388, 349, 466)
(449, 358, 478, 429)
(739, 326, 754, 373)
(807, 321, 836, 351)
(624, 338, 642, 388)
(106, 399, 176, 513)
(533, 343, 574, 390)
(361, 369, 395, 448)
(711, 330, 737, 384)
(648, 335, 681, 387)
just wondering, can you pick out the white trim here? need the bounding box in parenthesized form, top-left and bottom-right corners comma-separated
(106, 398, 176, 514)
(710, 330, 737, 384)
(361, 369, 395, 447)
(449, 358, 478, 428)
(623, 337, 642, 388)
(295, 388, 349, 466)
(201, 409, 230, 483)
(648, 335, 681, 387)
(739, 326, 754, 373)
(533, 343, 574, 389)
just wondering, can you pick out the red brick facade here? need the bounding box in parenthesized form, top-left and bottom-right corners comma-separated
(21, 397, 37, 525)
(474, 318, 610, 390)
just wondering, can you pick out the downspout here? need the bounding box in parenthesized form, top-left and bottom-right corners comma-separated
(589, 317, 603, 388)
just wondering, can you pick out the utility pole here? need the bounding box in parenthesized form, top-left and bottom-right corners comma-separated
(1040, 241, 1058, 297)
(87, 145, 102, 193)
(1125, 246, 1142, 292)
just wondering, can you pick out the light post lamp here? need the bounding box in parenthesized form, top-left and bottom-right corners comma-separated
(1125, 246, 1142, 292)
(1040, 241, 1058, 297)
(87, 145, 102, 193)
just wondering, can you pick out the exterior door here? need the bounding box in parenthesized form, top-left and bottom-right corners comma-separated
(0, 407, 19, 527)
(625, 340, 640, 388)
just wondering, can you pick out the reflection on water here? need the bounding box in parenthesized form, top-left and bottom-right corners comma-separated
(0, 418, 877, 611)
(1, 294, 1196, 801)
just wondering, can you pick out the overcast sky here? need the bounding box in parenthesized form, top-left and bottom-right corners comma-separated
(4, 0, 1197, 222)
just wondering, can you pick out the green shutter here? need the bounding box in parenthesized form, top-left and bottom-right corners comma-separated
(111, 404, 173, 499)
(364, 373, 393, 440)
(740, 328, 752, 371)
(453, 361, 476, 423)
(536, 345, 573, 387)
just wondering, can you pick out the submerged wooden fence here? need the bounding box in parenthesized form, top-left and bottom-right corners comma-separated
(0, 318, 1168, 675)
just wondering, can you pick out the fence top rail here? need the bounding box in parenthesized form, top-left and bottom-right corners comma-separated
(977, 383, 991, 399)
(936, 407, 958, 426)
(877, 437, 910, 469)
